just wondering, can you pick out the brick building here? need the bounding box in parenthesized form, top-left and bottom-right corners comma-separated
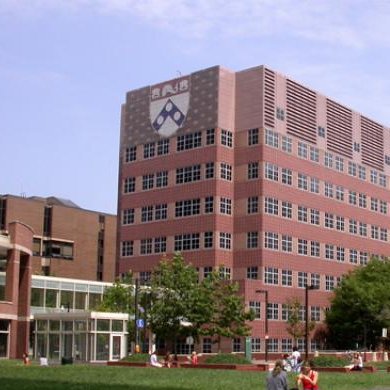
(0, 195, 116, 282)
(117, 65, 390, 354)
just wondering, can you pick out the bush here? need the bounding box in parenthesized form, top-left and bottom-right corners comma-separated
(121, 353, 150, 363)
(311, 356, 350, 367)
(204, 353, 251, 365)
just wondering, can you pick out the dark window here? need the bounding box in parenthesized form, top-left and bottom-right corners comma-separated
(43, 206, 52, 236)
(0, 198, 6, 230)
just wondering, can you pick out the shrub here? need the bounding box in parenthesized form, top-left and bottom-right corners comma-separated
(204, 353, 251, 365)
(311, 355, 350, 367)
(121, 353, 150, 362)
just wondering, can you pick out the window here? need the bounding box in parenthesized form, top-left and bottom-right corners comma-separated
(371, 170, 378, 184)
(268, 338, 279, 352)
(247, 232, 258, 248)
(349, 249, 358, 264)
(204, 267, 213, 278)
(155, 204, 167, 220)
(154, 237, 167, 253)
(379, 173, 387, 187)
(248, 162, 259, 179)
(265, 129, 278, 147)
(281, 235, 292, 252)
(219, 232, 232, 249)
(248, 128, 259, 145)
(121, 241, 133, 257)
(311, 307, 321, 322)
(298, 173, 308, 190)
(140, 238, 153, 254)
(282, 339, 293, 352)
(360, 252, 368, 265)
(298, 206, 308, 222)
(204, 231, 213, 248)
(311, 273, 320, 289)
(176, 165, 201, 184)
(371, 198, 378, 212)
(348, 162, 357, 176)
(249, 301, 261, 319)
(380, 228, 388, 241)
(359, 222, 367, 236)
(221, 129, 233, 147)
(282, 269, 292, 286)
(205, 162, 214, 179)
(298, 142, 308, 159)
(142, 174, 154, 190)
(206, 128, 215, 145)
(264, 232, 278, 250)
(324, 182, 333, 198)
(349, 219, 357, 234)
(380, 200, 387, 214)
(324, 152, 333, 168)
(310, 209, 320, 225)
(335, 156, 344, 172)
(282, 168, 292, 185)
(141, 206, 154, 222)
(325, 213, 334, 229)
(276, 107, 285, 120)
(156, 171, 168, 187)
(354, 142, 360, 152)
(337, 247, 345, 262)
(157, 139, 169, 155)
(336, 216, 345, 231)
(311, 241, 320, 257)
(219, 266, 231, 280)
(310, 146, 319, 162)
(204, 196, 214, 213)
(174, 233, 200, 251)
(325, 275, 335, 291)
(265, 163, 278, 181)
(298, 272, 308, 288)
(203, 338, 212, 353)
(282, 136, 292, 153)
(220, 197, 232, 215)
(325, 244, 334, 260)
(122, 208, 134, 225)
(267, 303, 279, 320)
(232, 338, 241, 352)
(349, 191, 357, 205)
(371, 225, 379, 240)
(220, 163, 232, 181)
(175, 199, 201, 217)
(247, 266, 258, 279)
(248, 196, 259, 214)
(251, 338, 261, 352)
(310, 177, 319, 193)
(144, 142, 155, 159)
(125, 146, 136, 162)
(318, 126, 326, 137)
(264, 267, 278, 285)
(265, 197, 278, 215)
(358, 165, 366, 180)
(336, 185, 344, 201)
(124, 177, 135, 193)
(358, 193, 367, 208)
(177, 132, 202, 151)
(298, 239, 308, 255)
(281, 201, 292, 219)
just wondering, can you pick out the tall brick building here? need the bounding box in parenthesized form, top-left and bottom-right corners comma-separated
(117, 65, 390, 354)
(0, 195, 116, 282)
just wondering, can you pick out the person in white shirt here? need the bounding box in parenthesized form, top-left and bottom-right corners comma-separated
(149, 350, 163, 368)
(290, 346, 301, 373)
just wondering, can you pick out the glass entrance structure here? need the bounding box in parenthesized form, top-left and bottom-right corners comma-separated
(33, 312, 128, 362)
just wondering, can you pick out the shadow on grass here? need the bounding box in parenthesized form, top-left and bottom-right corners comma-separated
(1, 378, 191, 390)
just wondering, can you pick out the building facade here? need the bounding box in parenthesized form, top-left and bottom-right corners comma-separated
(117, 65, 390, 354)
(0, 195, 116, 282)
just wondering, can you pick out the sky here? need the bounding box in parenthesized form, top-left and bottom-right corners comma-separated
(1, 0, 390, 214)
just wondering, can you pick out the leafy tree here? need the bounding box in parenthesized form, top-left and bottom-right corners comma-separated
(284, 297, 315, 346)
(326, 257, 390, 350)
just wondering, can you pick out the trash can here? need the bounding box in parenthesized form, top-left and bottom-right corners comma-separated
(61, 356, 73, 365)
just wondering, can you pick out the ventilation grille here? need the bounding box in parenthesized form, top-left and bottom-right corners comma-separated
(326, 99, 353, 158)
(361, 116, 384, 170)
(264, 68, 275, 128)
(286, 79, 317, 143)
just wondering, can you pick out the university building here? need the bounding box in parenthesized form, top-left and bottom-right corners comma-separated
(117, 65, 390, 354)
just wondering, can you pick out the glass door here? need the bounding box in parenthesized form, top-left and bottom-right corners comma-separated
(110, 335, 122, 361)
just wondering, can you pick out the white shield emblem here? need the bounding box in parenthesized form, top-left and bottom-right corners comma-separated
(150, 79, 190, 137)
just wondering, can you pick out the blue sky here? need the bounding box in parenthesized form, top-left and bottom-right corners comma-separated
(1, 0, 390, 214)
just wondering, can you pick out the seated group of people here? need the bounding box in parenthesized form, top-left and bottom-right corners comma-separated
(149, 350, 198, 368)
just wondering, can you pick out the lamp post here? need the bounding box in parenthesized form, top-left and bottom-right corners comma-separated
(305, 284, 319, 361)
(256, 289, 269, 362)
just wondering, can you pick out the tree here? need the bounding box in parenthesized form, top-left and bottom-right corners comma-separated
(284, 297, 315, 346)
(326, 257, 390, 350)
(199, 270, 254, 352)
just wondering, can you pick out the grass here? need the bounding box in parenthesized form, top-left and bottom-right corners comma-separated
(1, 359, 390, 389)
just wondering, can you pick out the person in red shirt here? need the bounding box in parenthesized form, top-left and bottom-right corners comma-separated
(297, 361, 319, 390)
(190, 351, 198, 365)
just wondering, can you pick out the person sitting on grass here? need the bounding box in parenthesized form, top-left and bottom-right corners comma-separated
(164, 351, 173, 368)
(187, 350, 198, 365)
(149, 350, 163, 368)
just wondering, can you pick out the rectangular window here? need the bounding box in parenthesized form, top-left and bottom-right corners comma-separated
(156, 171, 168, 187)
(247, 266, 258, 279)
(325, 213, 334, 229)
(251, 338, 261, 352)
(122, 208, 134, 225)
(310, 209, 320, 225)
(336, 185, 344, 201)
(142, 174, 154, 190)
(276, 107, 285, 121)
(175, 199, 201, 217)
(336, 216, 345, 231)
(358, 193, 367, 208)
(157, 139, 169, 155)
(282, 168, 292, 185)
(349, 249, 358, 264)
(177, 132, 202, 151)
(281, 235, 292, 252)
(298, 206, 308, 222)
(311, 307, 321, 322)
(206, 128, 215, 145)
(336, 246, 345, 262)
(359, 222, 367, 236)
(360, 252, 368, 265)
(204, 266, 213, 278)
(265, 129, 279, 147)
(298, 173, 308, 190)
(265, 197, 278, 215)
(371, 170, 378, 184)
(248, 128, 259, 145)
(221, 129, 233, 147)
(318, 126, 326, 137)
(379, 173, 387, 187)
(125, 146, 137, 162)
(310, 241, 320, 257)
(298, 239, 308, 255)
(124, 177, 135, 193)
(311, 273, 320, 289)
(174, 233, 200, 251)
(203, 337, 212, 353)
(358, 165, 366, 180)
(248, 162, 259, 179)
(380, 200, 387, 214)
(141, 206, 154, 222)
(265, 232, 278, 250)
(349, 219, 357, 234)
(264, 267, 278, 285)
(155, 204, 167, 220)
(267, 303, 279, 320)
(371, 225, 379, 240)
(310, 177, 319, 193)
(298, 142, 308, 158)
(282, 339, 293, 352)
(154, 237, 167, 253)
(219, 232, 232, 250)
(232, 338, 241, 353)
(220, 197, 232, 215)
(176, 165, 201, 184)
(281, 201, 292, 219)
(265, 163, 278, 181)
(310, 146, 319, 162)
(144, 142, 155, 159)
(205, 162, 215, 179)
(220, 163, 232, 181)
(348, 162, 357, 176)
(349, 191, 357, 205)
(247, 232, 258, 248)
(324, 182, 333, 198)
(324, 152, 333, 168)
(335, 156, 344, 172)
(140, 238, 153, 255)
(249, 301, 261, 319)
(380, 228, 387, 241)
(204, 231, 213, 248)
(282, 269, 292, 286)
(204, 196, 214, 213)
(325, 244, 334, 260)
(121, 241, 133, 257)
(298, 271, 308, 288)
(282, 136, 292, 153)
(248, 196, 259, 214)
(325, 275, 335, 291)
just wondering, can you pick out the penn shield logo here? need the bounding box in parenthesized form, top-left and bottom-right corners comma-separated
(150, 77, 190, 138)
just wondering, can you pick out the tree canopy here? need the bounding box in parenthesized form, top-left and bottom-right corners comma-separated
(325, 257, 390, 350)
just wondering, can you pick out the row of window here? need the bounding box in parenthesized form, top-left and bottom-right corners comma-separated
(121, 231, 231, 256)
(124, 128, 234, 163)
(261, 161, 388, 215)
(264, 128, 388, 188)
(263, 197, 388, 241)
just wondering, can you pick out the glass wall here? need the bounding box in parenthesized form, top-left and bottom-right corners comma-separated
(0, 320, 9, 357)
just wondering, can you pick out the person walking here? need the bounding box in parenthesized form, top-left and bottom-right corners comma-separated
(266, 360, 289, 390)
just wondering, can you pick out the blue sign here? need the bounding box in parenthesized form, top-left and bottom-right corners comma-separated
(136, 319, 144, 328)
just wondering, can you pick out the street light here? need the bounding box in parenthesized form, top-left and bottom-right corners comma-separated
(256, 289, 269, 362)
(305, 284, 319, 361)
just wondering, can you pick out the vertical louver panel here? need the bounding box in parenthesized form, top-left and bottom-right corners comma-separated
(264, 68, 275, 128)
(286, 79, 317, 143)
(326, 99, 353, 158)
(361, 116, 384, 170)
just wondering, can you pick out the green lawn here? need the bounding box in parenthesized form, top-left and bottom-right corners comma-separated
(0, 360, 389, 389)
